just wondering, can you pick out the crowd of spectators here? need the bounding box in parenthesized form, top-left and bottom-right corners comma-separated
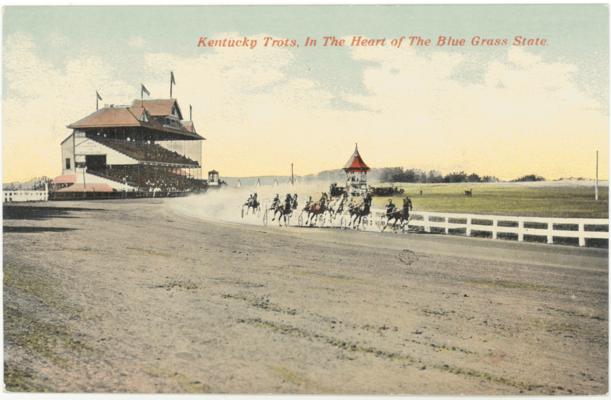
(88, 165, 205, 193)
(93, 136, 198, 166)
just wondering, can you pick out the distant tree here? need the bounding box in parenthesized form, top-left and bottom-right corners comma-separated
(481, 175, 499, 183)
(379, 167, 403, 182)
(443, 171, 468, 183)
(512, 174, 545, 182)
(466, 173, 482, 183)
(426, 170, 444, 183)
(402, 168, 417, 182)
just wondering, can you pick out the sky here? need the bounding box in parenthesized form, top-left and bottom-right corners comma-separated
(2, 5, 609, 182)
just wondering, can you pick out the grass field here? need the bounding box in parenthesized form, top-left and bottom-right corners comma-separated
(370, 182, 609, 218)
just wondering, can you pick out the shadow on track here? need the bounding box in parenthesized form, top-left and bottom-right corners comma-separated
(3, 205, 105, 221)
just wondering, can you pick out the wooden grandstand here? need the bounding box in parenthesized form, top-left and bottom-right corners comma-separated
(51, 98, 206, 199)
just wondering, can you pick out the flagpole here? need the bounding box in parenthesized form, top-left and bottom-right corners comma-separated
(595, 150, 599, 201)
(170, 74, 173, 98)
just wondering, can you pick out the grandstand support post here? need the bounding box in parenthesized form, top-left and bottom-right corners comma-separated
(72, 131, 75, 176)
(82, 167, 86, 198)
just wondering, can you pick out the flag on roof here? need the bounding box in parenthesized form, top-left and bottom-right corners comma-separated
(96, 91, 103, 101)
(141, 84, 150, 97)
(171, 71, 176, 85)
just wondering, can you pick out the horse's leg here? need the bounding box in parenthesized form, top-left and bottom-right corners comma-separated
(381, 216, 389, 231)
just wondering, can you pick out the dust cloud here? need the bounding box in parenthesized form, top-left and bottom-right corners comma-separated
(167, 181, 333, 225)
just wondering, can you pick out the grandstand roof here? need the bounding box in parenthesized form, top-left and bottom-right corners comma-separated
(343, 144, 370, 172)
(67, 99, 204, 140)
(68, 107, 141, 129)
(52, 174, 77, 184)
(131, 99, 183, 119)
(182, 121, 196, 133)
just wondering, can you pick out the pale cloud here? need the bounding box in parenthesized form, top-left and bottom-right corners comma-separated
(141, 34, 339, 175)
(340, 45, 607, 179)
(3, 33, 136, 181)
(127, 36, 146, 48)
(47, 32, 68, 48)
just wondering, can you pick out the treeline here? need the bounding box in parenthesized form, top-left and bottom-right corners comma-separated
(298, 168, 546, 184)
(378, 168, 500, 183)
(3, 176, 51, 191)
(511, 174, 545, 182)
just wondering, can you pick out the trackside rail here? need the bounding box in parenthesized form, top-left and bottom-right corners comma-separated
(370, 208, 608, 247)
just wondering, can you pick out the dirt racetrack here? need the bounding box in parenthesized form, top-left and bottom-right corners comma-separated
(3, 199, 608, 394)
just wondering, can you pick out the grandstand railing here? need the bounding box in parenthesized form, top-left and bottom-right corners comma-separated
(370, 208, 608, 247)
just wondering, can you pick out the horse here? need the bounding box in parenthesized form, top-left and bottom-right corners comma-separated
(328, 192, 349, 221)
(272, 194, 297, 226)
(242, 194, 261, 217)
(347, 193, 373, 229)
(304, 193, 331, 226)
(382, 197, 413, 232)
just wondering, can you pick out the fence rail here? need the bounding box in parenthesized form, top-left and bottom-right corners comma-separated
(3, 189, 48, 203)
(371, 209, 608, 247)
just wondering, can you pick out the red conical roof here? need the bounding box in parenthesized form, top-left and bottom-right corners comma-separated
(343, 144, 370, 171)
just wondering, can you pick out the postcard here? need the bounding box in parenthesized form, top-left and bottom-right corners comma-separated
(2, 4, 608, 395)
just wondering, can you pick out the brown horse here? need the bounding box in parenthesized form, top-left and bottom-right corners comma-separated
(304, 193, 331, 226)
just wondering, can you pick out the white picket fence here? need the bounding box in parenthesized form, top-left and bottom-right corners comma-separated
(370, 209, 608, 247)
(3, 189, 48, 203)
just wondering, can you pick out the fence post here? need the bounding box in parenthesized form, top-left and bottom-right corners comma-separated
(466, 217, 472, 237)
(424, 213, 431, 233)
(578, 223, 586, 247)
(518, 218, 524, 242)
(444, 216, 449, 234)
(546, 222, 553, 244)
(491, 218, 498, 240)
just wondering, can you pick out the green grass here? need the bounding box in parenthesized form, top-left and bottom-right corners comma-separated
(371, 183, 608, 218)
